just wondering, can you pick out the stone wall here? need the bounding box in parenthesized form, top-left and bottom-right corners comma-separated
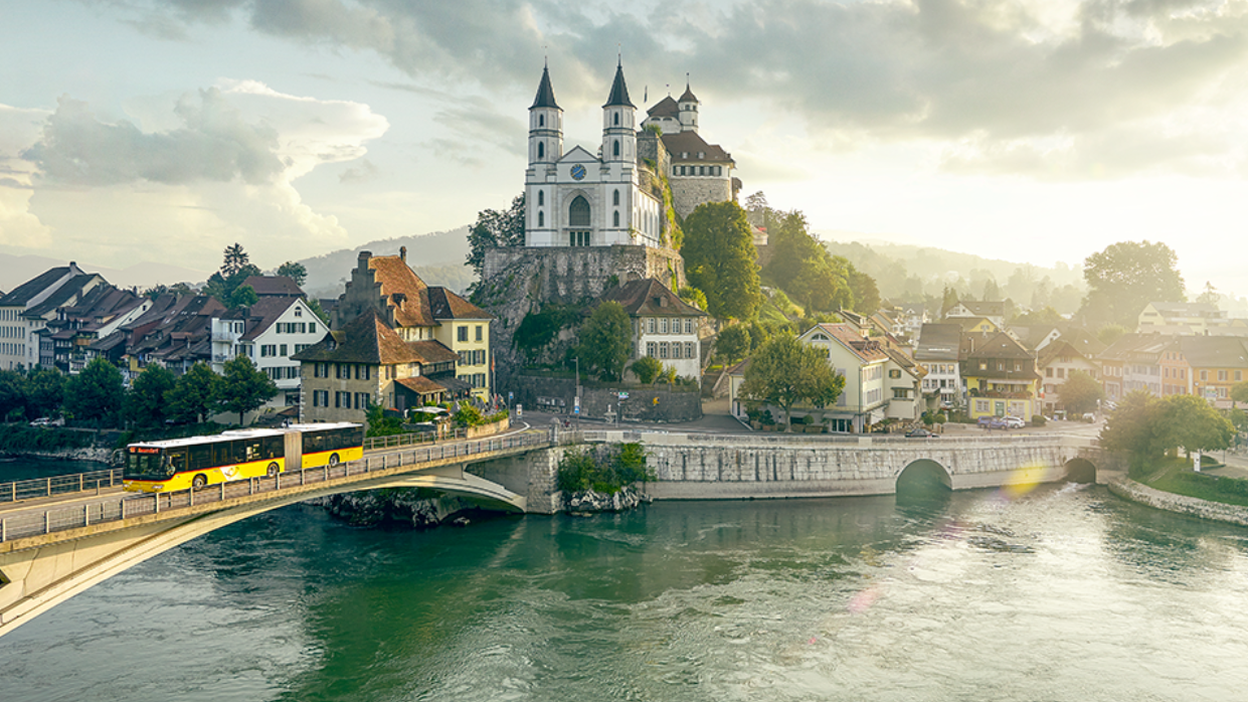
(478, 245, 687, 395)
(669, 176, 733, 219)
(511, 373, 702, 423)
(1108, 477, 1248, 527)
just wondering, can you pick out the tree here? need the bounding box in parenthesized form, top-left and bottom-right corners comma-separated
(276, 261, 307, 287)
(64, 358, 124, 426)
(715, 325, 751, 364)
(848, 268, 881, 316)
(982, 277, 1001, 301)
(1080, 241, 1185, 328)
(677, 286, 707, 311)
(1161, 394, 1234, 456)
(307, 298, 330, 324)
(1097, 323, 1128, 346)
(1230, 381, 1248, 407)
(576, 301, 631, 382)
(1010, 306, 1063, 326)
(1196, 281, 1219, 306)
(125, 364, 177, 428)
(681, 201, 762, 321)
(466, 193, 525, 277)
(1058, 370, 1104, 415)
(214, 356, 278, 425)
(739, 334, 845, 430)
(1100, 390, 1165, 459)
(941, 286, 960, 318)
(0, 370, 25, 421)
(166, 362, 220, 424)
(24, 366, 65, 419)
(228, 284, 258, 309)
(630, 356, 663, 384)
(221, 243, 250, 277)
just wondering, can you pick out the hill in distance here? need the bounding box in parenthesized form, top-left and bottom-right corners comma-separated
(298, 226, 473, 299)
(0, 254, 211, 294)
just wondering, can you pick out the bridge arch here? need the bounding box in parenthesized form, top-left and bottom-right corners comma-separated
(1063, 457, 1096, 484)
(896, 459, 952, 497)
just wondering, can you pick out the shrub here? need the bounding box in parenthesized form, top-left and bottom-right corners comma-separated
(452, 404, 485, 428)
(556, 443, 653, 494)
(630, 356, 663, 384)
(1031, 415, 1047, 427)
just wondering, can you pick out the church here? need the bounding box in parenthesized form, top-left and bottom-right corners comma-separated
(523, 61, 736, 249)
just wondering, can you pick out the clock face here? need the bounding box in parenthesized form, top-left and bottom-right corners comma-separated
(571, 164, 586, 181)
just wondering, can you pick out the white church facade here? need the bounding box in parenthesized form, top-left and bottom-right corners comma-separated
(524, 63, 664, 248)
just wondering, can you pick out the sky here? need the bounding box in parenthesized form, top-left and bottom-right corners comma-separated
(2, 0, 1247, 298)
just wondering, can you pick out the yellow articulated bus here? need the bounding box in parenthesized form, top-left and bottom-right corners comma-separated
(123, 423, 364, 493)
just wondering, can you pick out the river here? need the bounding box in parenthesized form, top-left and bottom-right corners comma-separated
(3, 468, 1248, 701)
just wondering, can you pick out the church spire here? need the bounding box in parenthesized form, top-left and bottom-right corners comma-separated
(603, 60, 634, 108)
(531, 65, 560, 110)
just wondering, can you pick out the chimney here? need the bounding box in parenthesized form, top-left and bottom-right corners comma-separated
(358, 250, 371, 271)
(400, 246, 407, 262)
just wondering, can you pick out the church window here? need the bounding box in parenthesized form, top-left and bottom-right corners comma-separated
(613, 140, 620, 157)
(569, 195, 590, 227)
(613, 189, 620, 206)
(538, 190, 544, 206)
(537, 142, 544, 159)
(538, 211, 544, 227)
(613, 211, 620, 227)
(614, 112, 619, 126)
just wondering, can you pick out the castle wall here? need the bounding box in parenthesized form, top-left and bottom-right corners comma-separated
(670, 175, 733, 219)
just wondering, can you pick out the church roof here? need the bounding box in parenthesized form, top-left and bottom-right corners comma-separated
(660, 130, 733, 164)
(604, 62, 635, 108)
(647, 96, 679, 119)
(678, 82, 699, 104)
(530, 66, 560, 110)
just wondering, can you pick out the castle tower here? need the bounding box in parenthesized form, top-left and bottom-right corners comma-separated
(602, 60, 636, 164)
(529, 64, 563, 165)
(677, 79, 699, 133)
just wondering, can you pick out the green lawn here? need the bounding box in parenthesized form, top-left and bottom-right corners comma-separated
(1136, 458, 1248, 508)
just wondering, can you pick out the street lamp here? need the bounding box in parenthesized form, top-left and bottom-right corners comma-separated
(574, 356, 580, 428)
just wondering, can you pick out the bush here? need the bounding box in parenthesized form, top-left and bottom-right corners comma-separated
(452, 404, 485, 428)
(630, 356, 663, 384)
(556, 443, 653, 494)
(1031, 415, 1047, 427)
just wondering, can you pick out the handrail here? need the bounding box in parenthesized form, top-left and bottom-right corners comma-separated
(0, 432, 552, 543)
(0, 470, 119, 504)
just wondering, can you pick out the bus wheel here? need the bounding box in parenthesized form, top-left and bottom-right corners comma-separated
(329, 453, 340, 467)
(267, 462, 279, 477)
(192, 474, 207, 490)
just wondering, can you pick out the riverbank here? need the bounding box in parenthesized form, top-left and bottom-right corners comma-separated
(1108, 476, 1248, 528)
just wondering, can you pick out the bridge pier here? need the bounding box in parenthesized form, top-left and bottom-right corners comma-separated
(466, 447, 562, 514)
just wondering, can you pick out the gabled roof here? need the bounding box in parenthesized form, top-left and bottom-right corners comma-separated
(409, 340, 459, 365)
(292, 311, 425, 365)
(235, 297, 305, 341)
(427, 287, 493, 321)
(367, 255, 435, 328)
(965, 331, 1034, 360)
(604, 62, 634, 108)
(396, 375, 448, 395)
(530, 65, 561, 110)
(660, 130, 733, 164)
(806, 323, 889, 364)
(950, 300, 1005, 317)
(646, 96, 679, 119)
(558, 145, 598, 163)
(1055, 326, 1106, 357)
(1037, 340, 1097, 369)
(951, 316, 998, 333)
(600, 278, 706, 317)
(242, 275, 303, 297)
(0, 265, 76, 307)
(1179, 336, 1248, 369)
(1100, 333, 1173, 362)
(1146, 301, 1220, 315)
(914, 323, 962, 361)
(24, 274, 101, 317)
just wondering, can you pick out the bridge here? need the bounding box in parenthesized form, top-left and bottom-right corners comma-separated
(0, 426, 1113, 638)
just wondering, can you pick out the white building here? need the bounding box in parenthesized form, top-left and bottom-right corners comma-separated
(641, 82, 737, 219)
(601, 278, 706, 382)
(524, 62, 664, 248)
(212, 297, 325, 408)
(0, 263, 92, 370)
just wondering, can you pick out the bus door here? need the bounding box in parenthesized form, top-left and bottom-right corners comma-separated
(284, 431, 303, 472)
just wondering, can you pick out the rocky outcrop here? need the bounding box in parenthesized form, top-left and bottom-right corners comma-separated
(310, 489, 479, 529)
(562, 485, 649, 513)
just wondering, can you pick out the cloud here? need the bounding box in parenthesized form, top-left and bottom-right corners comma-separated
(0, 105, 54, 248)
(23, 89, 283, 186)
(339, 157, 380, 183)
(9, 81, 389, 269)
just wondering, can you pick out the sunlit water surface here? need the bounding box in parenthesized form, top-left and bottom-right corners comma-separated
(4, 479, 1248, 701)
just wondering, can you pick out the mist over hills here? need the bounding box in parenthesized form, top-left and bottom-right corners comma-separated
(0, 254, 211, 294)
(296, 227, 473, 299)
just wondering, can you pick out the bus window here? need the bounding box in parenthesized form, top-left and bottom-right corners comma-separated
(263, 435, 283, 460)
(166, 448, 187, 473)
(244, 441, 261, 462)
(189, 444, 213, 472)
(212, 441, 234, 467)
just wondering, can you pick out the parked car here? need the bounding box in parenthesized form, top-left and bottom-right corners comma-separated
(29, 417, 64, 427)
(906, 427, 939, 438)
(977, 416, 1007, 429)
(1002, 416, 1025, 429)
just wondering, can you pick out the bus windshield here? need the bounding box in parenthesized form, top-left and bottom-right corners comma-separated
(126, 449, 174, 479)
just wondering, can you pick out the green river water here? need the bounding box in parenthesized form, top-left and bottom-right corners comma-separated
(3, 472, 1248, 701)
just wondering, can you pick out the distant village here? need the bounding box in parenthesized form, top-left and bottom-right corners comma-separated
(3, 61, 1246, 434)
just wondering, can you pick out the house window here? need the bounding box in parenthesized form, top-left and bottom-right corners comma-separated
(279, 344, 287, 356)
(294, 307, 302, 318)
(648, 318, 656, 333)
(888, 369, 901, 379)
(1201, 370, 1208, 381)
(660, 318, 668, 334)
(613, 139, 620, 157)
(476, 325, 483, 341)
(336, 364, 349, 379)
(685, 342, 694, 359)
(671, 343, 681, 359)
(893, 388, 908, 399)
(309, 323, 316, 334)
(659, 342, 669, 359)
(646, 342, 656, 357)
(538, 142, 545, 159)
(1219, 370, 1228, 382)
(458, 326, 468, 342)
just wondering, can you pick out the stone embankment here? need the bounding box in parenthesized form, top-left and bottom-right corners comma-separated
(1108, 477, 1248, 527)
(311, 489, 481, 529)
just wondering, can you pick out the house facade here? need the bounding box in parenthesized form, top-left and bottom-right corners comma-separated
(601, 278, 706, 382)
(212, 297, 325, 408)
(914, 323, 964, 409)
(962, 332, 1040, 421)
(1180, 336, 1248, 403)
(1036, 340, 1101, 415)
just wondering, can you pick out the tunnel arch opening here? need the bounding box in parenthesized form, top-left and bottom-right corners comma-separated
(896, 459, 952, 502)
(1063, 458, 1096, 484)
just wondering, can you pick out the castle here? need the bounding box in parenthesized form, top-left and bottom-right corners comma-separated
(522, 61, 737, 250)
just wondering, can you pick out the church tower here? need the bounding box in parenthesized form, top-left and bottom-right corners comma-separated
(602, 60, 636, 164)
(529, 64, 563, 165)
(677, 79, 699, 133)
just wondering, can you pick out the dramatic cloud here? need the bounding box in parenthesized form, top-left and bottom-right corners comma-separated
(106, 0, 1248, 180)
(23, 89, 282, 186)
(0, 105, 54, 248)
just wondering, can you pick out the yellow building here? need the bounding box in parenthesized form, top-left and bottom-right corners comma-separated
(962, 332, 1040, 421)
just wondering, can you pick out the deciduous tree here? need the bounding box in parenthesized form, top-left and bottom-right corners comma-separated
(739, 334, 845, 430)
(64, 358, 124, 426)
(276, 261, 307, 287)
(682, 201, 762, 321)
(715, 325, 751, 365)
(24, 366, 65, 420)
(214, 357, 278, 425)
(1162, 394, 1234, 456)
(166, 362, 219, 424)
(125, 364, 177, 428)
(1058, 370, 1104, 416)
(466, 193, 525, 277)
(1080, 241, 1185, 328)
(576, 301, 631, 382)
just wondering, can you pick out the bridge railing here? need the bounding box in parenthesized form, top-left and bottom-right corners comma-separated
(0, 470, 119, 505)
(0, 432, 552, 544)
